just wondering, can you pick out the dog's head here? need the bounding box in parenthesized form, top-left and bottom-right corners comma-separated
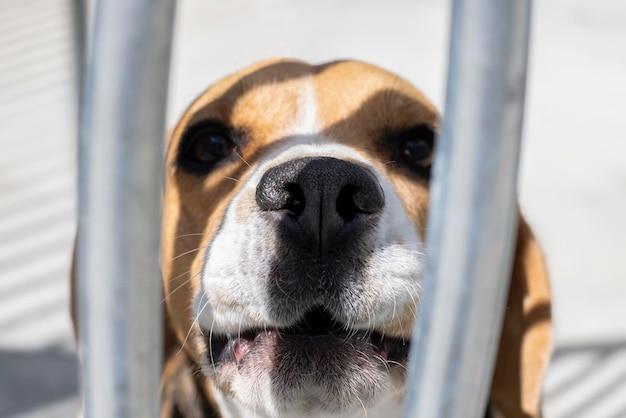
(160, 59, 551, 417)
(162, 59, 435, 416)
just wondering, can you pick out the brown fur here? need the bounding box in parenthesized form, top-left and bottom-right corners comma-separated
(72, 58, 551, 417)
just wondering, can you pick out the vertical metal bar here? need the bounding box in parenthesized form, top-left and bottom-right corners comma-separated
(77, 0, 176, 417)
(404, 0, 532, 417)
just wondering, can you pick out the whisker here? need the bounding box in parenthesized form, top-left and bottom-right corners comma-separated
(391, 290, 398, 324)
(399, 281, 420, 321)
(169, 268, 192, 283)
(274, 274, 298, 301)
(172, 244, 210, 261)
(173, 233, 205, 239)
(355, 393, 368, 418)
(209, 318, 218, 375)
(373, 352, 392, 375)
(385, 360, 407, 371)
(178, 295, 210, 354)
(234, 150, 251, 168)
(161, 271, 202, 304)
(172, 247, 201, 261)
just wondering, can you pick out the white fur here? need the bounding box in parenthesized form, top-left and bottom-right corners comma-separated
(290, 77, 319, 135)
(213, 387, 405, 418)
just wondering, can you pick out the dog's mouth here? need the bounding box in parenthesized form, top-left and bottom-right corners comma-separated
(205, 307, 410, 368)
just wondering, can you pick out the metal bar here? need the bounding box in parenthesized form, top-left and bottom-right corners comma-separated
(404, 0, 532, 417)
(77, 0, 176, 416)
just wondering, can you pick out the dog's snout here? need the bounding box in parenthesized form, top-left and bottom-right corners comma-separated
(256, 157, 384, 254)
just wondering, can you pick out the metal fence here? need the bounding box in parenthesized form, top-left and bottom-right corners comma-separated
(76, 0, 531, 417)
(404, 0, 531, 416)
(76, 1, 175, 417)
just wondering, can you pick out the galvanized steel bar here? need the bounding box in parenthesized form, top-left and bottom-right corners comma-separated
(77, 0, 176, 416)
(404, 0, 532, 417)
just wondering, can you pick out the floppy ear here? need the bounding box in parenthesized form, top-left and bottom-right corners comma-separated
(489, 216, 552, 418)
(160, 315, 223, 418)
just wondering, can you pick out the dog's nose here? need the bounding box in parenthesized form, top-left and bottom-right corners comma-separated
(256, 157, 385, 254)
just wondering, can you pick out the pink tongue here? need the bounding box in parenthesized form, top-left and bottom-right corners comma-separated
(233, 339, 253, 363)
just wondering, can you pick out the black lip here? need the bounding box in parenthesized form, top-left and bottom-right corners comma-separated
(282, 306, 345, 336)
(205, 308, 411, 366)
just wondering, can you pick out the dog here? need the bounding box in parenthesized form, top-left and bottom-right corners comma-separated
(73, 58, 552, 418)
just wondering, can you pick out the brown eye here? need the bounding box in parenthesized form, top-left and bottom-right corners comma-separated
(400, 138, 433, 167)
(177, 122, 238, 174)
(383, 124, 435, 179)
(191, 131, 235, 164)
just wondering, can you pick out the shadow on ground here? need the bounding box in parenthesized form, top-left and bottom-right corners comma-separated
(1, 339, 625, 417)
(0, 346, 78, 417)
(545, 338, 626, 418)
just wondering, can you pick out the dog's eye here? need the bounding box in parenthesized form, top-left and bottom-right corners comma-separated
(191, 131, 234, 164)
(383, 124, 435, 179)
(177, 122, 236, 173)
(400, 137, 433, 167)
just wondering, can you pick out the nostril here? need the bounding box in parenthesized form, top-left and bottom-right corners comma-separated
(281, 183, 306, 216)
(336, 185, 359, 221)
(336, 181, 385, 222)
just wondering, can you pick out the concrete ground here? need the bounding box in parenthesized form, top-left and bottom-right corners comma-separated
(0, 0, 624, 417)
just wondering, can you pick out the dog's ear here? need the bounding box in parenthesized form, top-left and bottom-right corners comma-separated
(161, 315, 223, 418)
(489, 217, 552, 418)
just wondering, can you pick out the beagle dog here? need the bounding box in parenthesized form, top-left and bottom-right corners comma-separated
(73, 58, 552, 418)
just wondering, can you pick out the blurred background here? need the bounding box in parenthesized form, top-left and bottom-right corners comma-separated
(0, 0, 624, 416)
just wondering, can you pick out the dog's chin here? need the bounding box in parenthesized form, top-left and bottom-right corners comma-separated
(199, 309, 410, 416)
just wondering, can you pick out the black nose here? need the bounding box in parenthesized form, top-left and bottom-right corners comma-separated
(255, 157, 385, 254)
